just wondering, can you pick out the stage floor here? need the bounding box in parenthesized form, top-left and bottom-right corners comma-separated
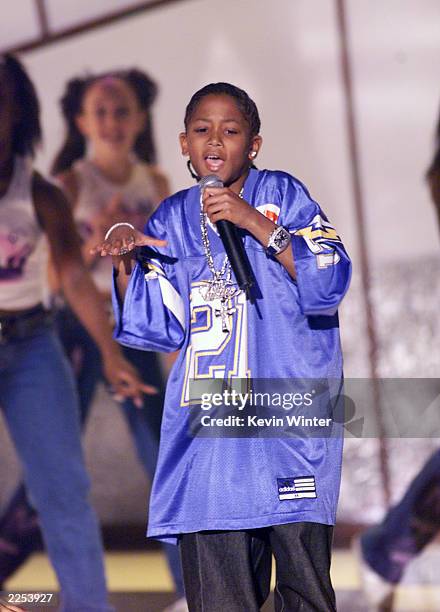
(3, 548, 440, 611)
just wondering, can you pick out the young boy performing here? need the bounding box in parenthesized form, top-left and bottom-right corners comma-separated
(98, 83, 351, 611)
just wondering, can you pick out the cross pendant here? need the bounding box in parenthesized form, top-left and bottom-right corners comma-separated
(215, 298, 236, 333)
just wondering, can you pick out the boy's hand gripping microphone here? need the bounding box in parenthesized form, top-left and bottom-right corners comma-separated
(199, 174, 254, 293)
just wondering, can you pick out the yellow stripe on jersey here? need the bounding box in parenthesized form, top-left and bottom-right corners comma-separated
(295, 224, 341, 243)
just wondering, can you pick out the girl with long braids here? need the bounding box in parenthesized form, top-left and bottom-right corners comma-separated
(0, 54, 157, 611)
(0, 68, 186, 611)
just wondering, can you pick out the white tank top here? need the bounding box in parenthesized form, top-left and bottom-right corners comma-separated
(73, 158, 161, 293)
(0, 157, 48, 310)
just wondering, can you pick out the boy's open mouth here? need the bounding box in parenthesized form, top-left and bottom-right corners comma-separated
(205, 154, 224, 172)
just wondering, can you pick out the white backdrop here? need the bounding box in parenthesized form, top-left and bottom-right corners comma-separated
(21, 0, 440, 266)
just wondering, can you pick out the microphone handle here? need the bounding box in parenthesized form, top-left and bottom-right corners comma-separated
(216, 219, 254, 291)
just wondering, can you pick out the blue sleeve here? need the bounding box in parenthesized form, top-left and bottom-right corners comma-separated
(279, 177, 351, 316)
(112, 204, 186, 352)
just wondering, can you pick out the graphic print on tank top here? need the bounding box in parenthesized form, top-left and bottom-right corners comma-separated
(73, 159, 160, 293)
(0, 213, 38, 280)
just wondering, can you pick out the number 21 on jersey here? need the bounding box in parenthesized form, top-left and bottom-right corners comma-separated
(181, 282, 250, 406)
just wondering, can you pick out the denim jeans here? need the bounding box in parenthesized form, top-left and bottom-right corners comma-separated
(0, 326, 112, 612)
(56, 307, 184, 596)
(361, 449, 440, 583)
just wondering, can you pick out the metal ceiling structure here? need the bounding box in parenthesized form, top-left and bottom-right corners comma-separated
(1, 0, 184, 55)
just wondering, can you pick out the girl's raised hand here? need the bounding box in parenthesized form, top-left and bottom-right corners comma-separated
(102, 347, 158, 408)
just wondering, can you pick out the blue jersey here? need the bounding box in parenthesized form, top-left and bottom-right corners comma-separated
(113, 169, 351, 543)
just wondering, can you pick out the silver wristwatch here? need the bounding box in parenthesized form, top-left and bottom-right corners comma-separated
(266, 225, 291, 256)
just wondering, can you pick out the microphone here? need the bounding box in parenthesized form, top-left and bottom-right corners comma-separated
(199, 174, 254, 293)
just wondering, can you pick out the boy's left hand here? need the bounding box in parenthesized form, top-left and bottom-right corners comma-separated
(203, 186, 256, 230)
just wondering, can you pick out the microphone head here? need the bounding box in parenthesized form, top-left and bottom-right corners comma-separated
(199, 174, 224, 190)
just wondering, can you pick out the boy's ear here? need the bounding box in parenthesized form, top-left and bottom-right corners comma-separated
(248, 135, 263, 161)
(179, 132, 188, 155)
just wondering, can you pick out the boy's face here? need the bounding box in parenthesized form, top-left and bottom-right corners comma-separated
(180, 94, 261, 193)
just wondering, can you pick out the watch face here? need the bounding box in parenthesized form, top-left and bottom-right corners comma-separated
(275, 230, 289, 248)
(268, 227, 291, 255)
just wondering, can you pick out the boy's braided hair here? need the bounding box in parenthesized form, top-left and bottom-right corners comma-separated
(184, 82, 260, 138)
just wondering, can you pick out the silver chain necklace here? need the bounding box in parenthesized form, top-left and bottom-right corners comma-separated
(199, 188, 243, 332)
